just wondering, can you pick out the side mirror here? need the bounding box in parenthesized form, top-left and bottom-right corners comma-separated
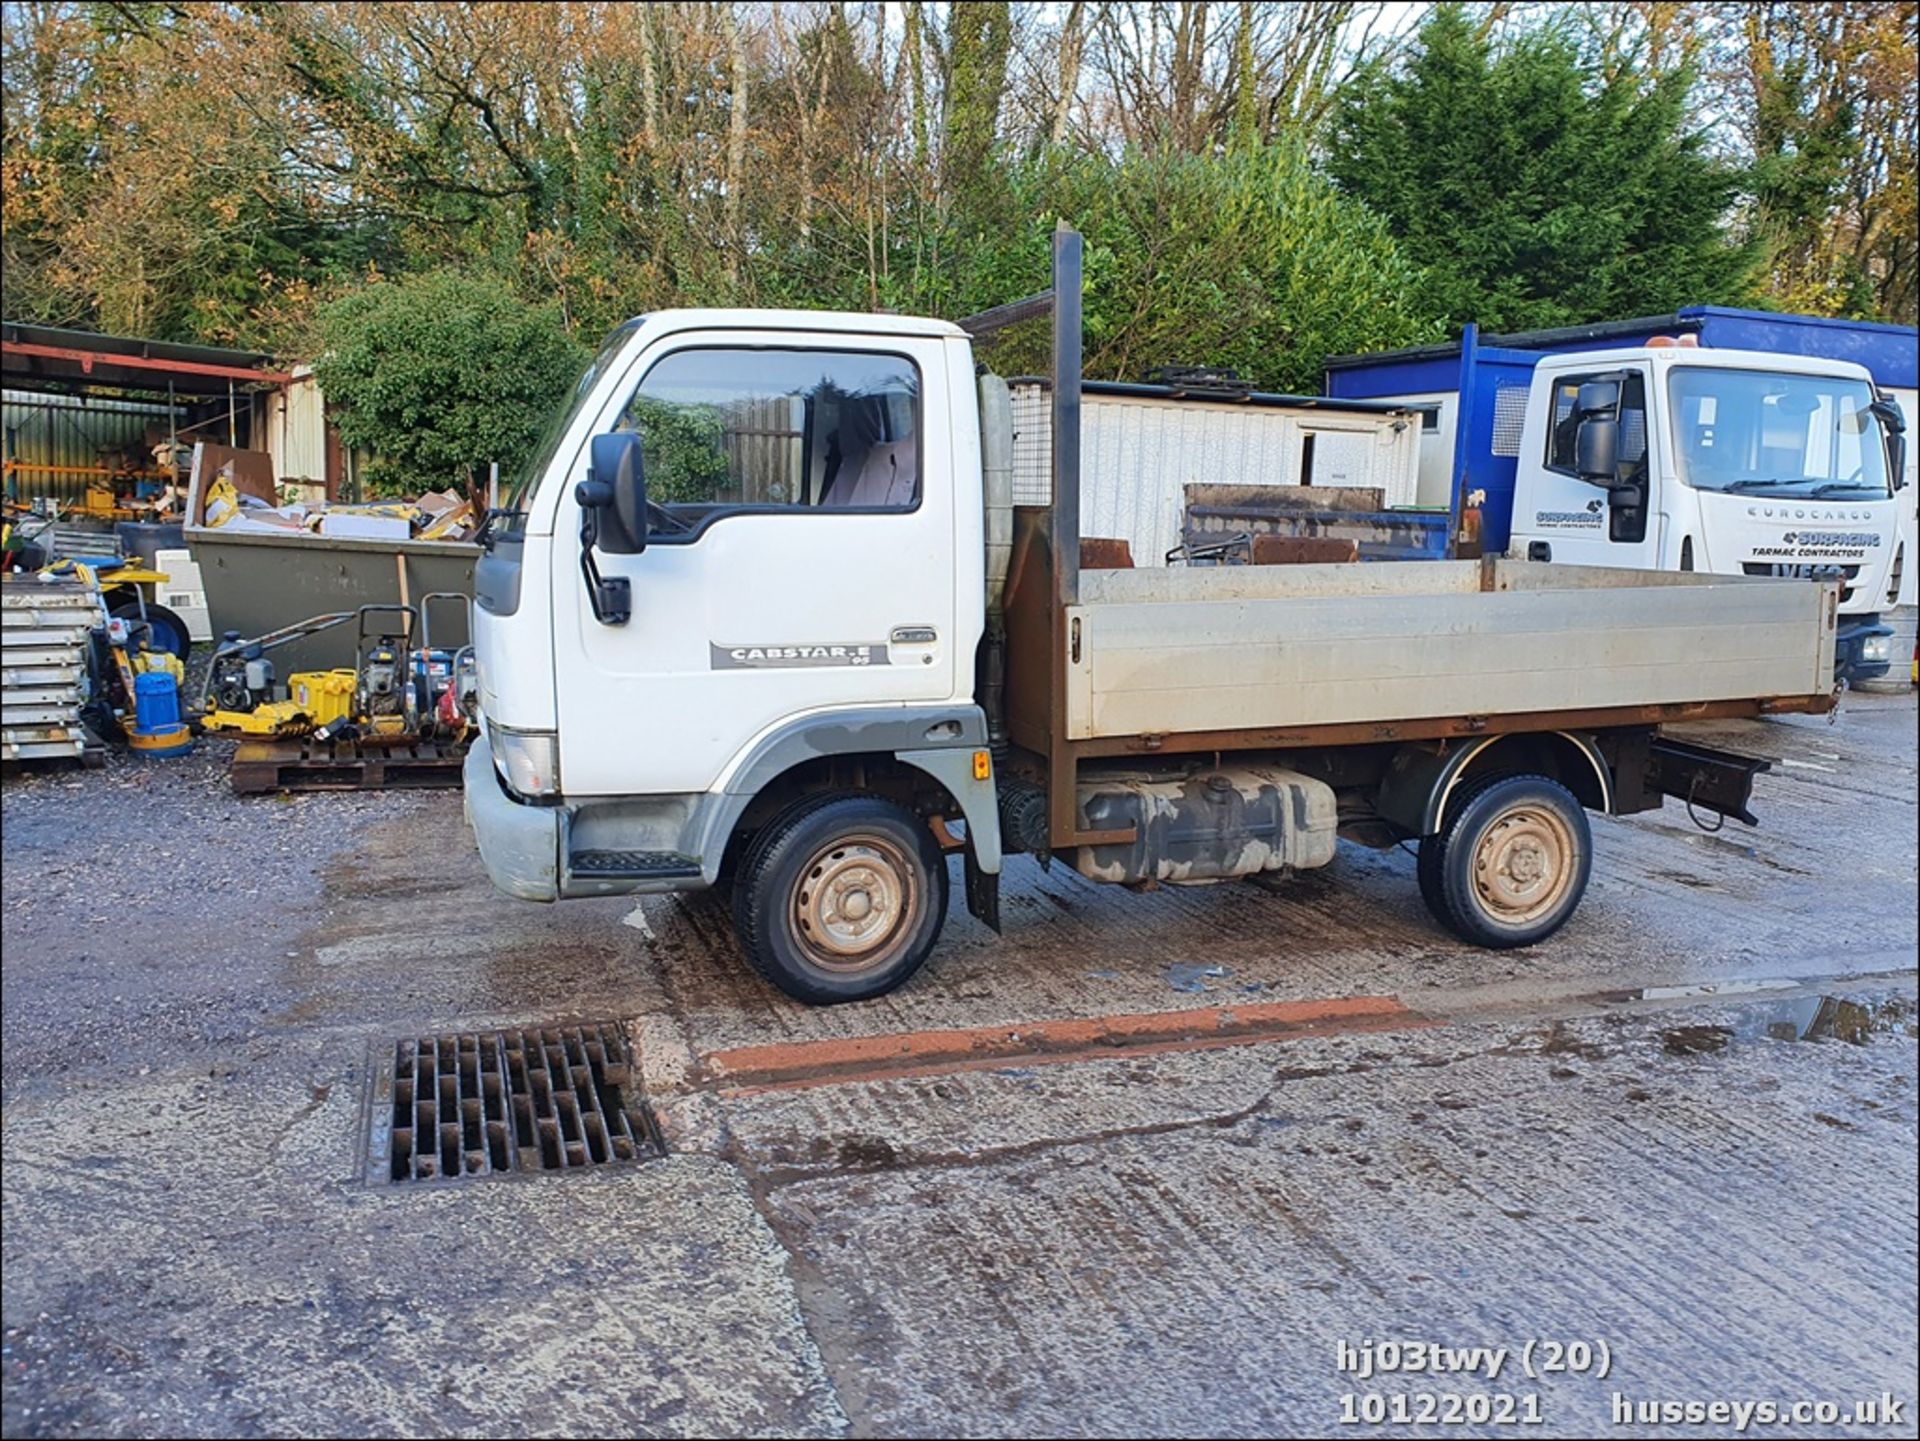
(574, 432, 648, 626)
(1572, 379, 1622, 486)
(1575, 417, 1620, 484)
(1870, 396, 1907, 491)
(585, 432, 648, 554)
(1575, 379, 1620, 414)
(1608, 481, 1649, 544)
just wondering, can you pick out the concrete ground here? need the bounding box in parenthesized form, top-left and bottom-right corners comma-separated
(2, 693, 1915, 1439)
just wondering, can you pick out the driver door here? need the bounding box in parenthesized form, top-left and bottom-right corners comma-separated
(552, 329, 959, 798)
(1531, 366, 1658, 568)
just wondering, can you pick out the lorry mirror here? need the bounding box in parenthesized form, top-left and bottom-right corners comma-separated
(574, 434, 647, 626)
(1575, 416, 1620, 484)
(1608, 480, 1649, 544)
(1870, 397, 1907, 490)
(586, 432, 648, 554)
(1575, 379, 1620, 415)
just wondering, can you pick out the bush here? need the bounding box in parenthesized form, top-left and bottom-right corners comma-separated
(314, 271, 587, 497)
(944, 142, 1438, 393)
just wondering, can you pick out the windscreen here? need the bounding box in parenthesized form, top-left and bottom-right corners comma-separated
(1667, 367, 1892, 500)
(500, 319, 642, 514)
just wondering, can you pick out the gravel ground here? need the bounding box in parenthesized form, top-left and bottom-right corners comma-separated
(2, 694, 1914, 1438)
(1, 738, 433, 1089)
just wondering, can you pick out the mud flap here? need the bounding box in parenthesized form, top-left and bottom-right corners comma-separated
(965, 844, 1002, 934)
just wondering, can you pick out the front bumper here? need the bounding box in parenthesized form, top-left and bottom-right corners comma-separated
(1835, 616, 1894, 686)
(464, 733, 561, 901)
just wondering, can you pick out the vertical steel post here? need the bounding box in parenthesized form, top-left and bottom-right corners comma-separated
(1051, 223, 1082, 610)
(1448, 322, 1479, 559)
(1047, 224, 1086, 850)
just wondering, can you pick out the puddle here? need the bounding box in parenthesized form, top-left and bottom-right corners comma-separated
(1167, 962, 1229, 994)
(1661, 995, 1914, 1056)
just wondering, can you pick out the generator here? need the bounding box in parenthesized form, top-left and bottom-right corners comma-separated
(202, 606, 424, 740)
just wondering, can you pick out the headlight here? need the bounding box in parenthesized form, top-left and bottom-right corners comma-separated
(1861, 634, 1894, 662)
(491, 725, 560, 799)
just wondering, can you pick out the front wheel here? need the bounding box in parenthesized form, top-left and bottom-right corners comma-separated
(1425, 773, 1591, 949)
(732, 794, 950, 1005)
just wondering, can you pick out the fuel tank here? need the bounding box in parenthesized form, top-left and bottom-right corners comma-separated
(1073, 766, 1337, 885)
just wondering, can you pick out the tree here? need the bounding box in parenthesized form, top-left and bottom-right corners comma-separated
(944, 1, 1012, 224)
(955, 141, 1438, 393)
(313, 271, 585, 496)
(0, 2, 383, 343)
(6, 3, 1909, 359)
(1326, 4, 1761, 332)
(1704, 1, 1918, 321)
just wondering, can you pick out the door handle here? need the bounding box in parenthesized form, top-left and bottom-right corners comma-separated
(890, 625, 938, 645)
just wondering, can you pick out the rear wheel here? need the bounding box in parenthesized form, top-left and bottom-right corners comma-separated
(1421, 773, 1591, 948)
(732, 794, 949, 1005)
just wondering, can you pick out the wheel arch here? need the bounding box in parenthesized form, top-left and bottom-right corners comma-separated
(1380, 731, 1613, 838)
(696, 705, 1002, 885)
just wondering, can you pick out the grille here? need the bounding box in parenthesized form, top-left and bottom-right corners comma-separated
(368, 1024, 664, 1184)
(1742, 560, 1860, 602)
(1489, 386, 1530, 457)
(1742, 562, 1861, 581)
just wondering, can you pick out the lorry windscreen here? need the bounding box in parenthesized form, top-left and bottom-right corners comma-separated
(500, 318, 642, 515)
(1668, 367, 1892, 499)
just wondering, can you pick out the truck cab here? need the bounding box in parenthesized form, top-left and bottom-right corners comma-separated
(1506, 345, 1904, 680)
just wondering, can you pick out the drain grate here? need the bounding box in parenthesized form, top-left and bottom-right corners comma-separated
(366, 1023, 664, 1184)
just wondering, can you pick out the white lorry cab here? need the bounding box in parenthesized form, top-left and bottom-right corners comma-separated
(1326, 313, 1915, 685)
(468, 230, 1840, 1006)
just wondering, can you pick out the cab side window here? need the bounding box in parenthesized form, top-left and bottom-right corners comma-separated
(618, 348, 921, 531)
(1546, 371, 1648, 478)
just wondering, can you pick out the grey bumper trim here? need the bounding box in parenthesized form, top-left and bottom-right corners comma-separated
(464, 734, 562, 901)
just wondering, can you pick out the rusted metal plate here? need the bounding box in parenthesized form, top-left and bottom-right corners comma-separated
(366, 1023, 664, 1185)
(1079, 536, 1135, 570)
(701, 995, 1429, 1095)
(1250, 534, 1360, 566)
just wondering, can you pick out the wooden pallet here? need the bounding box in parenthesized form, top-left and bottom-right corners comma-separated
(230, 736, 469, 794)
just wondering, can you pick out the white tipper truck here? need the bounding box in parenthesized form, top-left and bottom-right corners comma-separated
(1325, 318, 1914, 685)
(466, 228, 1839, 1005)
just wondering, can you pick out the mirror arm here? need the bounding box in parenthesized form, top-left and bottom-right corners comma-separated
(578, 496, 631, 627)
(474, 506, 521, 551)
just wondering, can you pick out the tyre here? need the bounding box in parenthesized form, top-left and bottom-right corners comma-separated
(1416, 770, 1516, 930)
(1432, 773, 1591, 948)
(110, 600, 191, 660)
(732, 794, 950, 1005)
(1415, 833, 1454, 930)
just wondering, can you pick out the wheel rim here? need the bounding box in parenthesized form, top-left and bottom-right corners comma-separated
(792, 833, 916, 973)
(1470, 805, 1577, 927)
